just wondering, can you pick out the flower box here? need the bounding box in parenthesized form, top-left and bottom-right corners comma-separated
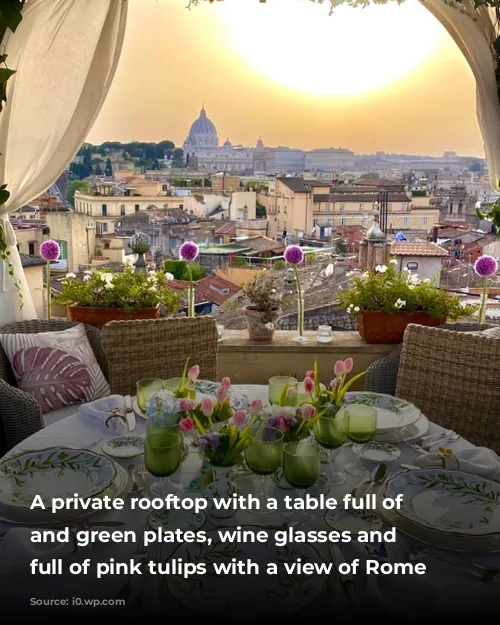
(356, 310, 446, 344)
(68, 304, 159, 328)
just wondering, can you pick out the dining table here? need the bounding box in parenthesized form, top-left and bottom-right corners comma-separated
(1, 384, 500, 618)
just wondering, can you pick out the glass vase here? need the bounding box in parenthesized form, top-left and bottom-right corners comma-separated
(293, 296, 309, 343)
(205, 464, 235, 519)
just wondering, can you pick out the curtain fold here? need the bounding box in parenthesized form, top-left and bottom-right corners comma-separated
(0, 0, 128, 324)
(420, 0, 500, 191)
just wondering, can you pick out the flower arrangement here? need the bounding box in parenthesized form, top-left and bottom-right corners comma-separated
(262, 404, 318, 443)
(303, 358, 365, 415)
(54, 265, 181, 314)
(233, 272, 284, 325)
(145, 391, 195, 427)
(173, 359, 200, 399)
(40, 239, 60, 319)
(339, 262, 476, 320)
(179, 241, 199, 317)
(284, 244, 307, 343)
(474, 254, 498, 323)
(190, 377, 236, 429)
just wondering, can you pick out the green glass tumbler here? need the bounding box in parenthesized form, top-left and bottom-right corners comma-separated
(269, 376, 298, 407)
(346, 405, 377, 443)
(245, 427, 283, 515)
(313, 414, 347, 485)
(144, 430, 182, 479)
(283, 440, 321, 523)
(136, 378, 165, 412)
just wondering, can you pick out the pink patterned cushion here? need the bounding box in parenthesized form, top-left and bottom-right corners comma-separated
(0, 324, 109, 414)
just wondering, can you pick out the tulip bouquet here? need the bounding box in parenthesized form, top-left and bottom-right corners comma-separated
(173, 358, 200, 399)
(303, 358, 365, 416)
(263, 403, 319, 442)
(145, 392, 196, 427)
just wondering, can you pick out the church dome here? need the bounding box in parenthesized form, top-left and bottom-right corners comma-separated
(188, 106, 217, 138)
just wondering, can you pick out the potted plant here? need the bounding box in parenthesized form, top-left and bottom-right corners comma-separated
(232, 272, 284, 340)
(339, 262, 477, 344)
(54, 266, 181, 328)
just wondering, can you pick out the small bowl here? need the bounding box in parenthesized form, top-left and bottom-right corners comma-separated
(102, 436, 144, 459)
(352, 440, 401, 470)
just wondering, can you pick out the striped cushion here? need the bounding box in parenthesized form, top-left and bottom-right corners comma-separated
(0, 324, 109, 414)
(483, 327, 500, 339)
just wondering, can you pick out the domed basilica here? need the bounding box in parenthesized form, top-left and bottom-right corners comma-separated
(182, 105, 264, 173)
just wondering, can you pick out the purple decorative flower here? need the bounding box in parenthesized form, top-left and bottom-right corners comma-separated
(284, 245, 304, 265)
(179, 241, 199, 262)
(474, 255, 498, 278)
(39, 239, 61, 262)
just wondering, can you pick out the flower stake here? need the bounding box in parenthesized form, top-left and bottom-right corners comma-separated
(284, 244, 307, 343)
(179, 241, 199, 317)
(474, 255, 498, 324)
(39, 239, 60, 319)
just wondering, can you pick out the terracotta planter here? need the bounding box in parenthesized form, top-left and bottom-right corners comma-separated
(242, 306, 282, 341)
(357, 310, 446, 344)
(68, 305, 160, 329)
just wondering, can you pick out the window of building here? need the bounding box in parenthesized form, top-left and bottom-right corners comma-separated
(135, 204, 140, 212)
(423, 216, 428, 225)
(162, 184, 168, 192)
(102, 223, 108, 233)
(326, 217, 333, 225)
(407, 262, 418, 270)
(324, 203, 331, 211)
(28, 242, 35, 255)
(340, 204, 345, 212)
(120, 204, 125, 216)
(403, 216, 408, 226)
(101, 204, 107, 216)
(359, 203, 364, 211)
(56, 240, 68, 260)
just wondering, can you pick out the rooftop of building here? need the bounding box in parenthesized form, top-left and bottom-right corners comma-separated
(168, 274, 240, 306)
(20, 254, 46, 268)
(391, 241, 450, 257)
(277, 177, 331, 193)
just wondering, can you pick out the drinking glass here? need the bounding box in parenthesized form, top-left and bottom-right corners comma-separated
(316, 325, 333, 343)
(283, 440, 321, 522)
(269, 376, 298, 406)
(345, 406, 377, 476)
(136, 378, 165, 412)
(245, 427, 283, 515)
(313, 414, 347, 485)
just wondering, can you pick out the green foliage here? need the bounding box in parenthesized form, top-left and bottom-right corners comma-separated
(411, 189, 427, 197)
(164, 259, 206, 281)
(339, 263, 477, 320)
(477, 200, 500, 237)
(54, 266, 182, 313)
(105, 158, 113, 177)
(66, 180, 89, 207)
(171, 147, 185, 168)
(335, 239, 348, 255)
(274, 259, 286, 270)
(305, 252, 318, 264)
(232, 257, 248, 267)
(230, 272, 284, 323)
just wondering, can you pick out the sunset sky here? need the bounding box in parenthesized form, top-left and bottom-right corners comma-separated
(87, 0, 484, 157)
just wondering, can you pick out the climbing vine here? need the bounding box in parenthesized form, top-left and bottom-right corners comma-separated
(0, 0, 25, 304)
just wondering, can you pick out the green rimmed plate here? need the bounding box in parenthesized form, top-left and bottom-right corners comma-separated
(102, 436, 144, 459)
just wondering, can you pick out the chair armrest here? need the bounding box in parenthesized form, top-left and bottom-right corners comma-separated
(364, 345, 402, 396)
(0, 379, 44, 454)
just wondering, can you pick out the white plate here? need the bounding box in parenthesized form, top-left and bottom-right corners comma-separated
(375, 412, 429, 443)
(342, 392, 422, 434)
(102, 436, 144, 459)
(0, 462, 128, 526)
(0, 447, 116, 510)
(352, 441, 401, 463)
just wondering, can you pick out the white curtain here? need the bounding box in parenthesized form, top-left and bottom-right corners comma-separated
(0, 0, 128, 324)
(419, 0, 500, 190)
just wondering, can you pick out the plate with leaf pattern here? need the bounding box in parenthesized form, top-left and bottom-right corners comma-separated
(165, 525, 333, 618)
(102, 436, 144, 459)
(0, 447, 116, 509)
(384, 469, 500, 536)
(341, 392, 422, 434)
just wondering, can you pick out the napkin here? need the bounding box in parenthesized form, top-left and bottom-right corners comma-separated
(79, 395, 128, 432)
(412, 446, 500, 480)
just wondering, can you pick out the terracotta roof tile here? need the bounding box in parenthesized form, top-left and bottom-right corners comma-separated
(391, 241, 449, 257)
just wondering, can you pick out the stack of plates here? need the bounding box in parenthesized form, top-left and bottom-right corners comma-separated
(133, 379, 250, 419)
(378, 468, 500, 553)
(0, 446, 128, 526)
(342, 392, 429, 442)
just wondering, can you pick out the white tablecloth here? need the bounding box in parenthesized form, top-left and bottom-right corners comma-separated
(0, 386, 498, 615)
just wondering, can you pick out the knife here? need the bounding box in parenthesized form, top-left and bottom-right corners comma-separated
(329, 543, 363, 614)
(125, 395, 136, 432)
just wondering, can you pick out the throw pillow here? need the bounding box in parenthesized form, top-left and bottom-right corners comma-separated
(0, 324, 110, 414)
(483, 327, 500, 339)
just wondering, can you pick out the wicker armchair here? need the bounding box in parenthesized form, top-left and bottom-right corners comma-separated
(364, 322, 494, 396)
(395, 324, 500, 452)
(0, 319, 109, 454)
(100, 317, 219, 396)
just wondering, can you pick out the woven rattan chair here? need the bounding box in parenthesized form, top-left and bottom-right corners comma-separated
(100, 317, 219, 396)
(364, 322, 494, 395)
(0, 319, 109, 454)
(395, 324, 500, 452)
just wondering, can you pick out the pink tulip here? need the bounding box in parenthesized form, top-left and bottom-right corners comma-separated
(179, 417, 194, 433)
(250, 399, 263, 416)
(303, 377, 314, 394)
(187, 365, 200, 381)
(306, 370, 315, 380)
(221, 376, 231, 387)
(277, 417, 289, 432)
(301, 405, 316, 422)
(286, 387, 297, 397)
(216, 384, 229, 402)
(179, 399, 195, 412)
(333, 360, 346, 376)
(343, 358, 353, 374)
(201, 397, 214, 418)
(233, 410, 246, 427)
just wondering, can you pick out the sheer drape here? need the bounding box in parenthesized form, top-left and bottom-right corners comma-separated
(420, 0, 500, 190)
(0, 0, 128, 324)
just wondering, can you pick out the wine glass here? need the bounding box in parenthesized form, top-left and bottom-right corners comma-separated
(269, 376, 298, 406)
(136, 378, 165, 412)
(283, 440, 321, 523)
(245, 426, 283, 515)
(313, 414, 347, 485)
(145, 428, 183, 496)
(345, 406, 377, 476)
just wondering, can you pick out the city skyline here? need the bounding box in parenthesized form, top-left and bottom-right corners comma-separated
(87, 0, 485, 158)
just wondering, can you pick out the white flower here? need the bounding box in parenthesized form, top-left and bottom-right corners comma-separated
(148, 270, 156, 276)
(408, 284, 415, 290)
(346, 304, 353, 313)
(361, 272, 370, 280)
(394, 298, 406, 309)
(83, 274, 91, 282)
(423, 278, 431, 284)
(265, 322, 275, 330)
(375, 265, 387, 273)
(102, 273, 113, 284)
(389, 259, 398, 266)
(353, 306, 360, 312)
(65, 272, 76, 279)
(325, 263, 334, 277)
(408, 273, 420, 285)
(83, 269, 92, 275)
(271, 288, 276, 293)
